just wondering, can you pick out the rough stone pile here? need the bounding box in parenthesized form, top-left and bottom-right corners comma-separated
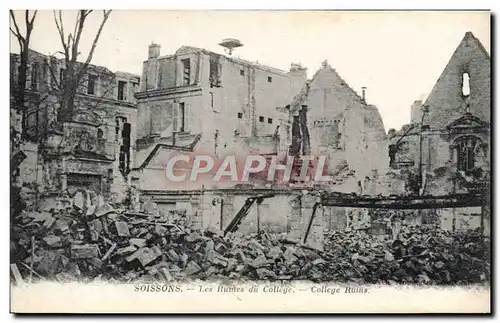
(10, 193, 490, 285)
(321, 225, 490, 285)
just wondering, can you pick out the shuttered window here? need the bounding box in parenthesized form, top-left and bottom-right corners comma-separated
(172, 102, 189, 132)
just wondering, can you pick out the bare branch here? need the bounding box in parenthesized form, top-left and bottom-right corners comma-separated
(79, 10, 112, 77)
(52, 10, 112, 122)
(24, 10, 29, 26)
(28, 10, 37, 25)
(10, 10, 38, 137)
(24, 10, 36, 46)
(71, 11, 80, 44)
(10, 27, 23, 43)
(53, 10, 69, 61)
(72, 10, 88, 62)
(10, 11, 26, 52)
(9, 11, 22, 39)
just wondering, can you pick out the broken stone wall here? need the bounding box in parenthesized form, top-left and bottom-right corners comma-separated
(322, 206, 348, 231)
(410, 100, 423, 124)
(11, 50, 140, 203)
(390, 129, 490, 196)
(437, 206, 485, 233)
(17, 141, 41, 187)
(136, 45, 305, 160)
(304, 62, 388, 185)
(203, 55, 305, 153)
(109, 104, 138, 202)
(423, 32, 490, 130)
(192, 192, 297, 235)
(16, 141, 44, 211)
(142, 189, 325, 249)
(135, 94, 204, 142)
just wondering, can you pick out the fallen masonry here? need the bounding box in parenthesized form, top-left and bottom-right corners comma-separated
(10, 194, 491, 285)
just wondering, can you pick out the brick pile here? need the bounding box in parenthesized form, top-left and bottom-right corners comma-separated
(10, 191, 490, 285)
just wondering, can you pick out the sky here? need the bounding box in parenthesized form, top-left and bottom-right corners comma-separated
(9, 10, 490, 131)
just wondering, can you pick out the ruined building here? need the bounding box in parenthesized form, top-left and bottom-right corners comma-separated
(11, 32, 488, 246)
(388, 32, 490, 231)
(130, 42, 390, 242)
(282, 60, 389, 192)
(11, 50, 141, 205)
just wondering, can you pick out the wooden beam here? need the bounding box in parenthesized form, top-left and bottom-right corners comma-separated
(320, 192, 485, 209)
(303, 202, 320, 243)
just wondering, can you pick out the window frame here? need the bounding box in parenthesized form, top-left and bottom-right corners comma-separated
(117, 80, 127, 101)
(87, 74, 97, 95)
(31, 62, 40, 90)
(454, 135, 483, 173)
(181, 58, 191, 86)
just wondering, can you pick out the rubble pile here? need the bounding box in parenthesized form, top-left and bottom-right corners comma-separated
(321, 225, 490, 285)
(10, 193, 490, 285)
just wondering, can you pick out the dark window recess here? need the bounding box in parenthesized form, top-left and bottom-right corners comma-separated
(237, 112, 243, 119)
(97, 128, 104, 139)
(115, 116, 127, 141)
(67, 173, 102, 193)
(179, 102, 186, 132)
(31, 63, 39, 90)
(267, 76, 272, 83)
(87, 74, 97, 95)
(119, 122, 131, 176)
(240, 69, 245, 76)
(59, 68, 66, 87)
(17, 66, 22, 85)
(118, 81, 127, 101)
(210, 58, 221, 87)
(267, 118, 273, 124)
(456, 137, 480, 173)
(209, 92, 214, 108)
(182, 59, 190, 85)
(259, 116, 265, 122)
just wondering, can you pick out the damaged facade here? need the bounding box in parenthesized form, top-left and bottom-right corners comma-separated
(388, 32, 491, 232)
(11, 50, 141, 206)
(129, 34, 489, 241)
(130, 42, 397, 245)
(134, 44, 307, 176)
(283, 60, 390, 191)
(132, 44, 319, 243)
(11, 32, 490, 253)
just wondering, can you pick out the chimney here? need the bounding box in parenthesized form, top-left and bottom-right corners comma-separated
(288, 63, 308, 95)
(361, 87, 367, 101)
(148, 43, 161, 59)
(410, 100, 423, 124)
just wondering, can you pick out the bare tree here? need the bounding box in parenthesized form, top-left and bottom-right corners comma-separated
(52, 10, 112, 121)
(10, 10, 38, 131)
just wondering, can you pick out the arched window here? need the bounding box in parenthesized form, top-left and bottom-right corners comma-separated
(97, 128, 104, 139)
(462, 72, 470, 97)
(455, 136, 482, 172)
(31, 62, 40, 90)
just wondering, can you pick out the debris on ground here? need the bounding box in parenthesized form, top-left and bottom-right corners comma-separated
(10, 194, 490, 285)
